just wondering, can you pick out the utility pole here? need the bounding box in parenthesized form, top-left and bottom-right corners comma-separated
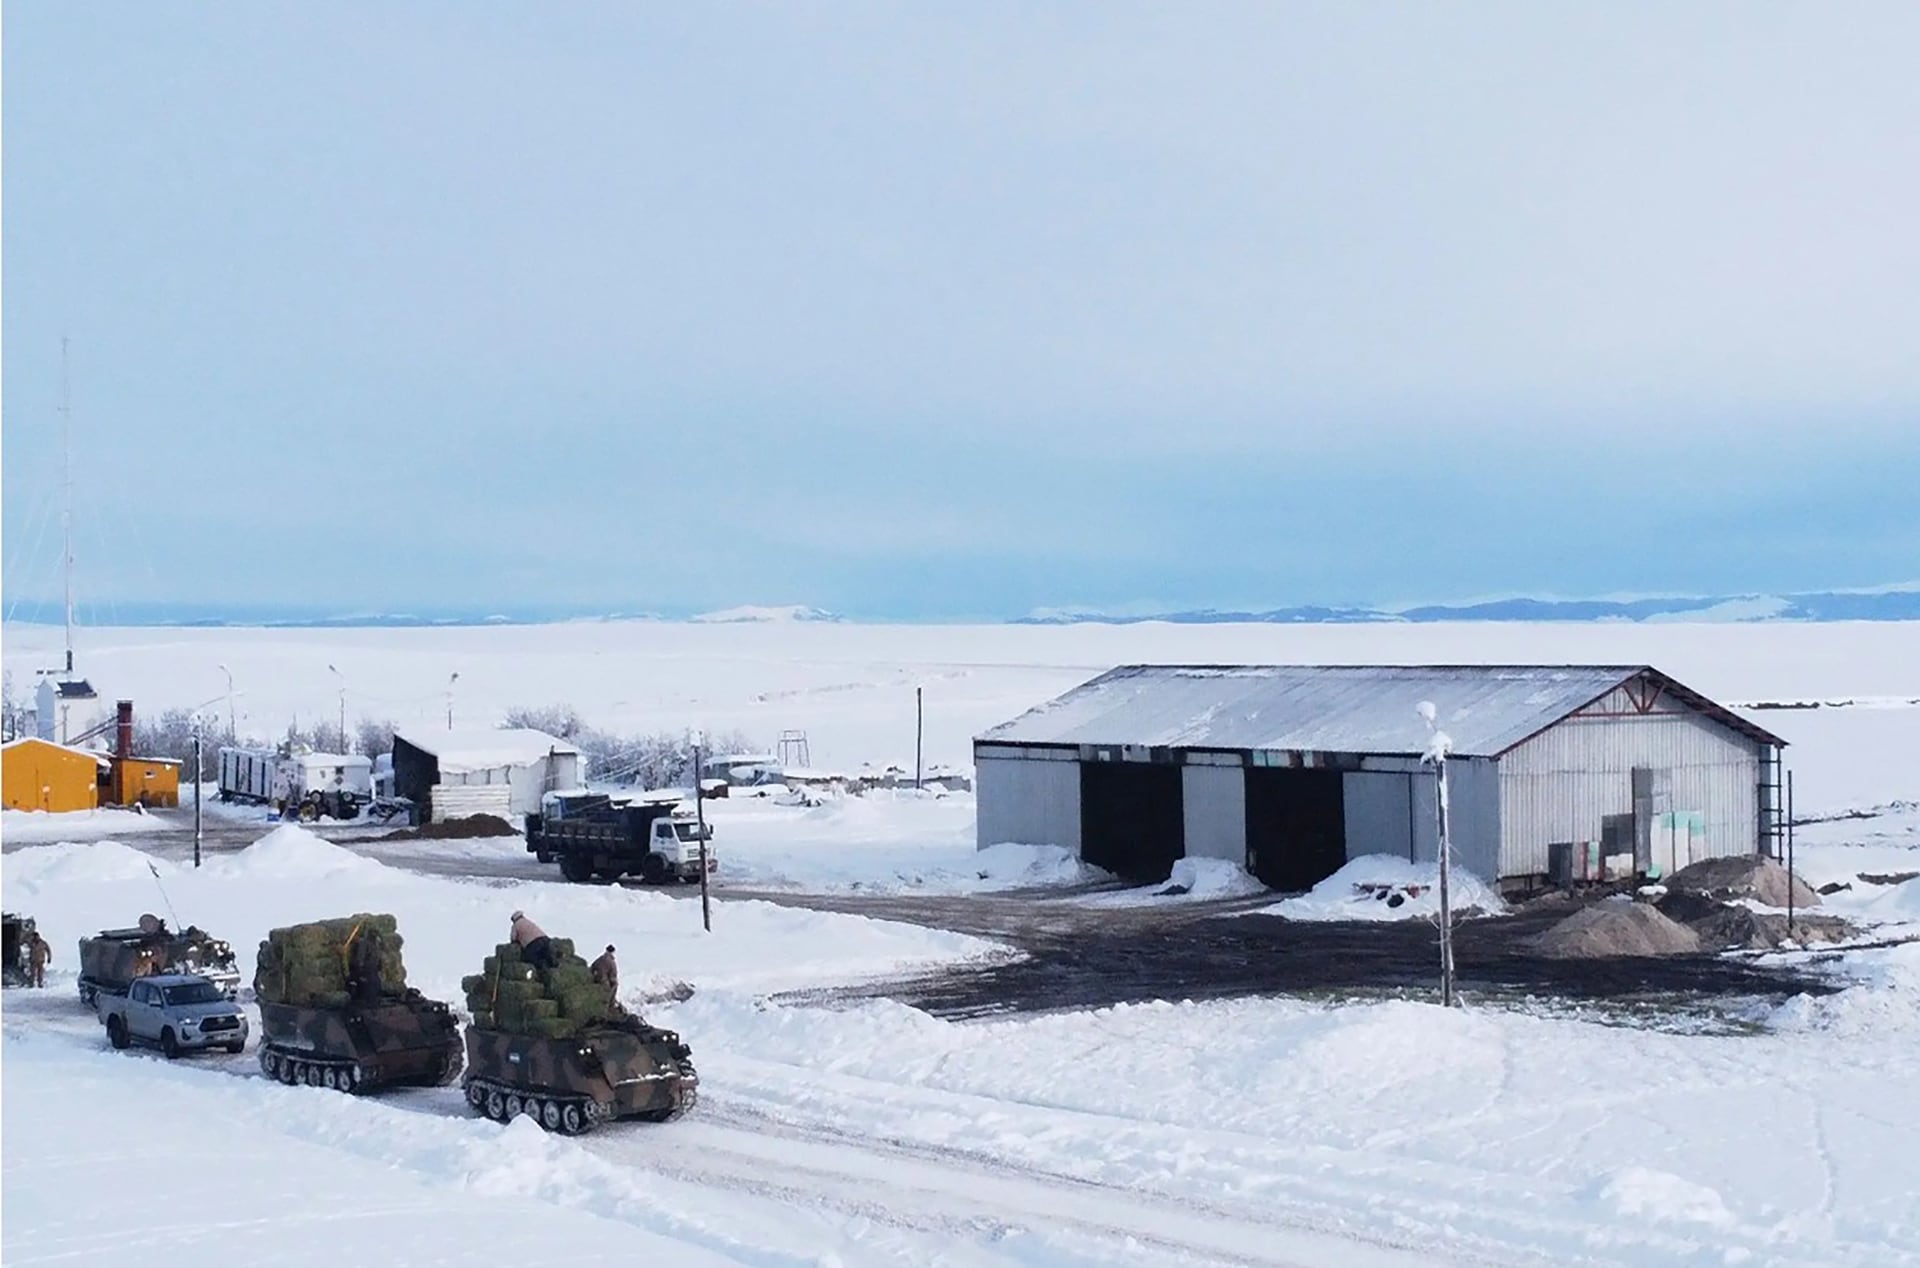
(328, 664, 346, 753)
(1418, 702, 1456, 1008)
(1787, 770, 1797, 934)
(60, 336, 75, 678)
(193, 727, 204, 869)
(693, 737, 711, 933)
(218, 664, 236, 739)
(915, 686, 924, 790)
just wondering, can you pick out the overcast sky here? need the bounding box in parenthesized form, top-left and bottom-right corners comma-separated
(4, 3, 1917, 620)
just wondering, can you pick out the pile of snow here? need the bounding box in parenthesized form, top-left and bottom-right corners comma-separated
(1534, 897, 1702, 959)
(201, 824, 394, 882)
(1163, 856, 1267, 899)
(1665, 855, 1821, 910)
(3, 839, 178, 890)
(972, 842, 1105, 888)
(1259, 855, 1507, 922)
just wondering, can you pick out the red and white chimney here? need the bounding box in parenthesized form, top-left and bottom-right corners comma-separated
(116, 700, 134, 760)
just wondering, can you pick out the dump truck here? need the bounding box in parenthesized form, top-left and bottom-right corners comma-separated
(77, 915, 241, 1006)
(2, 913, 37, 988)
(460, 934, 697, 1134)
(253, 914, 463, 1092)
(98, 972, 249, 1057)
(525, 791, 717, 885)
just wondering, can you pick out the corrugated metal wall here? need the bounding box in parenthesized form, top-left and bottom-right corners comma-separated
(975, 750, 1082, 852)
(1342, 771, 1415, 860)
(1181, 764, 1246, 863)
(1499, 689, 1764, 879)
(1448, 758, 1503, 882)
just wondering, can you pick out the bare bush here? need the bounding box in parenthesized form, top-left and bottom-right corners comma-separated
(355, 717, 396, 759)
(501, 703, 587, 739)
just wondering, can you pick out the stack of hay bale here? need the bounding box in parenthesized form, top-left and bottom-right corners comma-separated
(254, 914, 407, 1007)
(463, 937, 613, 1040)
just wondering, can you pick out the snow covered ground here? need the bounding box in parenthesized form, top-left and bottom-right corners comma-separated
(5, 619, 1919, 1265)
(6, 821, 1920, 1266)
(6, 618, 1917, 811)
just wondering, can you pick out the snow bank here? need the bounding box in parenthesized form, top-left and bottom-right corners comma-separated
(0, 806, 174, 843)
(201, 824, 394, 882)
(972, 841, 1103, 888)
(1086, 856, 1267, 906)
(1166, 855, 1268, 898)
(1259, 855, 1507, 922)
(2, 839, 180, 889)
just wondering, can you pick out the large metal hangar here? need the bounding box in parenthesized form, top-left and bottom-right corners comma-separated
(973, 664, 1787, 893)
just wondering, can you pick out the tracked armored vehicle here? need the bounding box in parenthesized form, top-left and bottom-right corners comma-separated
(253, 914, 462, 1093)
(463, 1017, 697, 1134)
(2, 913, 37, 988)
(78, 914, 241, 1006)
(460, 935, 696, 1133)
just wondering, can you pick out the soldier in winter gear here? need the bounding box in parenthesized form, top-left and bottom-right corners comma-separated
(27, 931, 51, 988)
(510, 911, 555, 969)
(590, 945, 618, 994)
(346, 925, 384, 1006)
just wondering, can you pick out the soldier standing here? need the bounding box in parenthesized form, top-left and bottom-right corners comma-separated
(509, 910, 554, 970)
(27, 930, 51, 988)
(346, 925, 384, 1006)
(590, 945, 618, 994)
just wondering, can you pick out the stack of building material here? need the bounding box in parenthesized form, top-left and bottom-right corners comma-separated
(254, 914, 406, 1007)
(463, 937, 613, 1040)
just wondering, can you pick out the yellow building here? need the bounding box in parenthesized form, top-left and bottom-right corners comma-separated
(2, 738, 105, 813)
(108, 756, 182, 808)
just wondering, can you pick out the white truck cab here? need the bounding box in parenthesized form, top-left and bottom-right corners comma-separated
(645, 812, 715, 882)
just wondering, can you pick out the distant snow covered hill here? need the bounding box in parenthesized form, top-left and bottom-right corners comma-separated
(1020, 586, 1920, 626)
(690, 605, 842, 624)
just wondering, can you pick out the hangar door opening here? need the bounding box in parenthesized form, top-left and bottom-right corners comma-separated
(1245, 767, 1346, 892)
(1080, 760, 1183, 883)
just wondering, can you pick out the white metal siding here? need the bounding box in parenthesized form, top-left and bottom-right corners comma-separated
(1343, 771, 1416, 861)
(976, 755, 1082, 852)
(1499, 708, 1764, 879)
(1181, 764, 1246, 863)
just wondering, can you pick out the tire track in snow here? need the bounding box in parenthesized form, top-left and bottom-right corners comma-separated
(589, 1104, 1436, 1268)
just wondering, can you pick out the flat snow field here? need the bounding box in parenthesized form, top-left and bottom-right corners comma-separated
(5, 617, 1918, 811)
(4, 618, 1919, 1266)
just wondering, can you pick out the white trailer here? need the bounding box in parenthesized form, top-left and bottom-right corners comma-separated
(218, 747, 280, 804)
(217, 748, 375, 820)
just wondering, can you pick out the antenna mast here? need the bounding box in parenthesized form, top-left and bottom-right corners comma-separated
(60, 336, 75, 675)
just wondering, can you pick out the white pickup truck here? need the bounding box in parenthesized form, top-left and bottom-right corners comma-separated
(98, 973, 249, 1058)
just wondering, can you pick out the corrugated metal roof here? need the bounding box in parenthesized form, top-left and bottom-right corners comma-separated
(396, 727, 580, 772)
(979, 664, 1675, 758)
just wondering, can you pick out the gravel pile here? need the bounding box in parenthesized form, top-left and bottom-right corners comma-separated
(1534, 900, 1702, 959)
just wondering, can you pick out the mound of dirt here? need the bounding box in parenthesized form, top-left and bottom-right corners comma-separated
(1665, 856, 1820, 909)
(380, 813, 518, 841)
(1657, 888, 1855, 951)
(1534, 900, 1702, 959)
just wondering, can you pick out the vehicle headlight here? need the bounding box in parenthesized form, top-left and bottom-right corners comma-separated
(179, 1018, 197, 1030)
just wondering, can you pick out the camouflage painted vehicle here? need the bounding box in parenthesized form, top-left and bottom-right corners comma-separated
(462, 1015, 697, 1134)
(78, 915, 240, 1006)
(2, 913, 35, 988)
(257, 994, 464, 1093)
(253, 914, 461, 1093)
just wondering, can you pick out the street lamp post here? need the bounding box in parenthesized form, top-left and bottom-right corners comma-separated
(218, 663, 235, 740)
(447, 672, 459, 731)
(1418, 702, 1457, 1008)
(328, 664, 346, 754)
